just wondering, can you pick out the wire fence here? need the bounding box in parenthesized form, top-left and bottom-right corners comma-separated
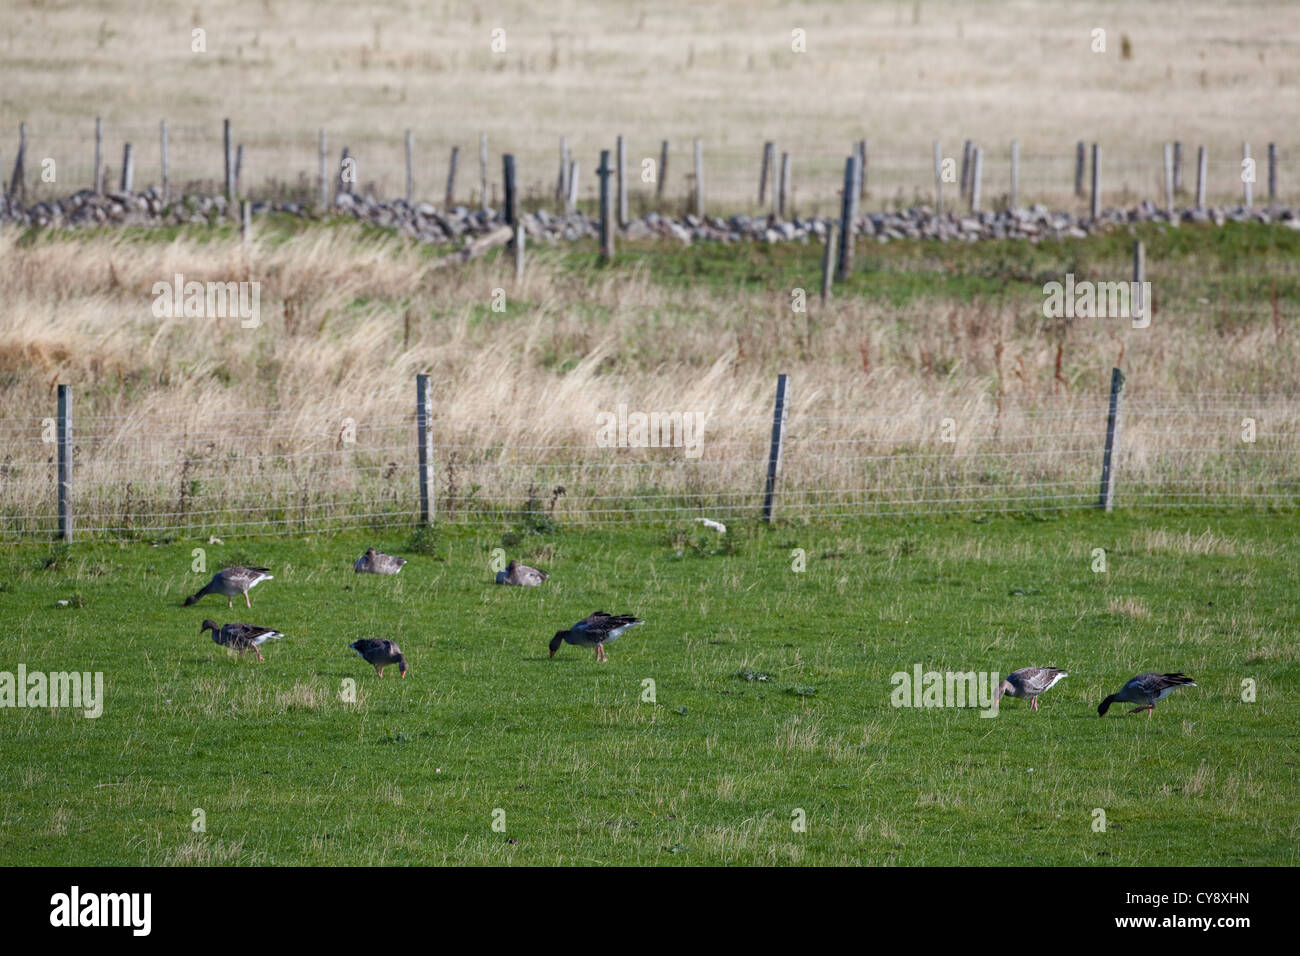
(3, 378, 1296, 541)
(2, 120, 1290, 215)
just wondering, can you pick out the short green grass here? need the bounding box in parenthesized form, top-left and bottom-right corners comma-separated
(1, 510, 1296, 865)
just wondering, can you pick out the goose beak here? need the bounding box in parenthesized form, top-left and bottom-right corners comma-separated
(549, 649, 556, 659)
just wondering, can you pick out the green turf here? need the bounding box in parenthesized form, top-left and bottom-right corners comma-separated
(1, 509, 1295, 865)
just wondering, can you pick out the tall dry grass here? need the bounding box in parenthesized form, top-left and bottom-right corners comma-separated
(0, 223, 1295, 535)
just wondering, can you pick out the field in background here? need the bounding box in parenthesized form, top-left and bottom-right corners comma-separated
(3, 0, 1299, 208)
(2, 512, 1297, 865)
(1, 219, 1297, 537)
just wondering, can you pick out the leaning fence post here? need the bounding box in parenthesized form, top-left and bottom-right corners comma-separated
(598, 148, 614, 263)
(1089, 143, 1101, 220)
(761, 374, 790, 523)
(820, 221, 837, 305)
(446, 145, 460, 207)
(1097, 367, 1125, 512)
(1196, 146, 1207, 210)
(693, 138, 704, 218)
(616, 134, 628, 227)
(759, 141, 774, 205)
(836, 154, 858, 281)
(8, 122, 26, 204)
(416, 373, 433, 524)
(57, 384, 72, 542)
(120, 143, 134, 193)
(1162, 143, 1174, 216)
(160, 120, 169, 203)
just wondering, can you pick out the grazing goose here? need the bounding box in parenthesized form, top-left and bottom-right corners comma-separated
(349, 638, 408, 678)
(1098, 673, 1197, 717)
(996, 667, 1068, 711)
(354, 548, 406, 575)
(549, 612, 644, 663)
(183, 567, 273, 608)
(199, 619, 283, 663)
(496, 560, 548, 586)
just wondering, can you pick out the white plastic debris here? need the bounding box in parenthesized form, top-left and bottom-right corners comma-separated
(694, 518, 727, 533)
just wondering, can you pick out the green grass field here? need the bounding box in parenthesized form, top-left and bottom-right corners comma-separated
(2, 509, 1296, 866)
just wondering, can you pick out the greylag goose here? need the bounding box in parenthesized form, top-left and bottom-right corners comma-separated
(349, 638, 408, 677)
(996, 667, 1067, 711)
(354, 548, 406, 574)
(496, 560, 548, 586)
(1098, 673, 1197, 717)
(549, 612, 643, 663)
(199, 619, 283, 662)
(183, 567, 273, 608)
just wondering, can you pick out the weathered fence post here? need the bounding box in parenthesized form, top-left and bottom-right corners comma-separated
(57, 384, 71, 542)
(514, 222, 525, 283)
(160, 120, 169, 203)
(933, 140, 943, 214)
(416, 373, 433, 524)
(1097, 367, 1125, 512)
(857, 139, 868, 198)
(759, 141, 774, 205)
(1268, 142, 1277, 203)
(94, 117, 104, 195)
(761, 373, 790, 523)
(241, 199, 251, 243)
(223, 118, 234, 204)
(446, 145, 460, 208)
(693, 138, 704, 218)
(656, 140, 668, 201)
(616, 134, 628, 227)
(959, 139, 972, 198)
(1009, 139, 1019, 210)
(970, 147, 983, 213)
(120, 143, 134, 193)
(1173, 141, 1184, 193)
(778, 151, 791, 219)
(8, 122, 26, 204)
(1089, 143, 1101, 220)
(1196, 146, 1207, 210)
(598, 148, 614, 263)
(318, 129, 328, 211)
(836, 154, 859, 281)
(234, 143, 245, 197)
(567, 161, 579, 215)
(1133, 240, 1145, 321)
(557, 136, 569, 203)
(1162, 143, 1174, 216)
(502, 153, 518, 231)
(1242, 142, 1252, 208)
(820, 221, 837, 305)
(404, 130, 414, 203)
(479, 133, 488, 211)
(1074, 141, 1086, 198)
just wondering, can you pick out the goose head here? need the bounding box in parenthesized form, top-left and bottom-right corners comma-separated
(548, 632, 567, 658)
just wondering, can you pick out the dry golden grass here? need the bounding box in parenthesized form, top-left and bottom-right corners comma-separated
(4, 0, 1299, 208)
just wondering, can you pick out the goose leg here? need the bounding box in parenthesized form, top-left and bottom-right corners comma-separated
(1030, 697, 1038, 711)
(245, 592, 252, 609)
(227, 596, 234, 608)
(255, 648, 265, 662)
(375, 665, 384, 678)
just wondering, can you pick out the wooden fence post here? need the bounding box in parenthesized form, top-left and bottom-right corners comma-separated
(58, 384, 71, 542)
(1162, 143, 1174, 215)
(656, 140, 668, 201)
(567, 161, 579, 215)
(416, 373, 433, 524)
(318, 129, 328, 211)
(820, 221, 837, 305)
(1268, 142, 1277, 203)
(1196, 146, 1207, 209)
(693, 138, 704, 218)
(503, 153, 518, 229)
(1074, 141, 1085, 198)
(759, 141, 774, 206)
(120, 143, 134, 193)
(836, 154, 858, 280)
(446, 145, 460, 208)
(160, 120, 169, 203)
(761, 374, 790, 523)
(8, 122, 26, 204)
(94, 117, 104, 195)
(857, 139, 868, 198)
(1009, 139, 1019, 211)
(1097, 367, 1125, 512)
(1132, 240, 1145, 320)
(479, 133, 488, 211)
(933, 140, 943, 214)
(616, 134, 628, 227)
(241, 199, 251, 243)
(514, 222, 525, 283)
(405, 130, 414, 203)
(234, 143, 244, 197)
(557, 136, 569, 203)
(1173, 141, 1184, 193)
(223, 118, 234, 204)
(1242, 142, 1252, 208)
(970, 147, 983, 213)
(778, 151, 790, 219)
(959, 139, 972, 198)
(1089, 143, 1101, 220)
(598, 149, 614, 262)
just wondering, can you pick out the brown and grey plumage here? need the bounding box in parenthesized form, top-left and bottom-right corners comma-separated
(496, 560, 548, 586)
(996, 667, 1068, 711)
(349, 638, 408, 677)
(354, 548, 406, 575)
(199, 619, 283, 662)
(1098, 672, 1197, 717)
(183, 567, 273, 608)
(548, 612, 643, 663)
